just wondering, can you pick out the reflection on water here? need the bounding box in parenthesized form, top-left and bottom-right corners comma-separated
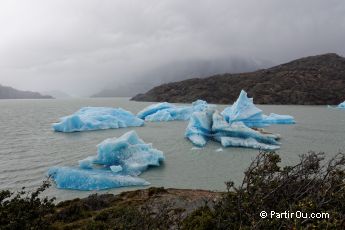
(0, 98, 344, 201)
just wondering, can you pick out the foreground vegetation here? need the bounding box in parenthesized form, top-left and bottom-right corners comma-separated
(1, 151, 344, 229)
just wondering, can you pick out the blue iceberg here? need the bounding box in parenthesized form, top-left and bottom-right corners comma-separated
(137, 100, 209, 122)
(48, 131, 164, 190)
(137, 102, 175, 119)
(263, 113, 295, 124)
(88, 130, 165, 176)
(212, 111, 280, 146)
(48, 167, 149, 191)
(221, 90, 295, 127)
(329, 101, 345, 110)
(339, 101, 345, 109)
(53, 107, 144, 132)
(185, 110, 281, 150)
(184, 109, 214, 147)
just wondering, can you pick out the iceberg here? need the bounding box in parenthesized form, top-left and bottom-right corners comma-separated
(219, 137, 280, 150)
(89, 130, 165, 176)
(48, 131, 164, 190)
(338, 101, 345, 109)
(48, 167, 149, 191)
(185, 109, 281, 150)
(137, 102, 175, 119)
(212, 111, 280, 146)
(137, 100, 210, 122)
(53, 107, 144, 132)
(221, 90, 295, 127)
(263, 113, 295, 124)
(330, 101, 345, 110)
(185, 109, 214, 147)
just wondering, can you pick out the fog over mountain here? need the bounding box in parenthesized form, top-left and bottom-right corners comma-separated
(93, 56, 273, 97)
(0, 0, 345, 96)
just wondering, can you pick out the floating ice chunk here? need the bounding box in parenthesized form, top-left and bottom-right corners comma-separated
(192, 100, 209, 112)
(185, 109, 214, 147)
(48, 167, 149, 191)
(185, 109, 280, 150)
(215, 148, 223, 152)
(212, 111, 280, 146)
(221, 90, 263, 125)
(137, 102, 175, 119)
(138, 100, 210, 122)
(330, 101, 345, 110)
(338, 101, 345, 109)
(263, 113, 295, 124)
(53, 107, 144, 132)
(145, 109, 174, 121)
(78, 156, 95, 169)
(221, 90, 295, 127)
(144, 106, 193, 121)
(219, 137, 280, 150)
(110, 165, 123, 173)
(83, 130, 164, 176)
(49, 131, 164, 191)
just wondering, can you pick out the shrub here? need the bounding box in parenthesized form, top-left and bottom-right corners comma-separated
(0, 180, 55, 230)
(183, 151, 345, 229)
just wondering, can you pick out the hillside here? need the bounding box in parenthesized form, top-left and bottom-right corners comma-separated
(0, 85, 53, 99)
(92, 56, 270, 97)
(132, 53, 345, 105)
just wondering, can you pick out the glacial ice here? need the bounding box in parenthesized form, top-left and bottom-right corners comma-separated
(333, 101, 345, 109)
(53, 107, 144, 132)
(221, 90, 295, 127)
(185, 110, 281, 150)
(48, 131, 164, 190)
(90, 130, 165, 176)
(212, 111, 280, 146)
(137, 100, 210, 122)
(48, 167, 149, 191)
(185, 109, 214, 147)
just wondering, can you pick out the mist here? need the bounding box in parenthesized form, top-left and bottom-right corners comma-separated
(0, 0, 344, 96)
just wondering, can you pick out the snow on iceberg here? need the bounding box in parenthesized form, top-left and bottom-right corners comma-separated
(53, 107, 144, 132)
(221, 90, 295, 127)
(185, 109, 281, 150)
(48, 131, 164, 190)
(137, 100, 210, 122)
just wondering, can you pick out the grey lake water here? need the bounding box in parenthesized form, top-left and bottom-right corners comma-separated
(0, 98, 345, 201)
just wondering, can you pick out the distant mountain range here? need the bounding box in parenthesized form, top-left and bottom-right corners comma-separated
(92, 56, 272, 97)
(0, 85, 53, 99)
(132, 53, 345, 105)
(41, 90, 72, 99)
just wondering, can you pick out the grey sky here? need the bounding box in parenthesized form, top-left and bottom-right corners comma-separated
(0, 0, 344, 96)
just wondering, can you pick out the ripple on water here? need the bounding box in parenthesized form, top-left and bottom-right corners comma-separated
(0, 99, 344, 201)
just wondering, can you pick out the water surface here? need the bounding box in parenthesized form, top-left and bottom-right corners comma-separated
(0, 98, 344, 201)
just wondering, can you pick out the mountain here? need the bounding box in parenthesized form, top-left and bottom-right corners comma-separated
(0, 85, 53, 99)
(41, 90, 71, 99)
(131, 53, 345, 105)
(92, 56, 271, 97)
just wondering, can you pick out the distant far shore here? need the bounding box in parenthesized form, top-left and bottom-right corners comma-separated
(131, 53, 345, 105)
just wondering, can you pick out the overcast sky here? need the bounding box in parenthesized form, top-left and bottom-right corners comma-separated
(0, 0, 345, 96)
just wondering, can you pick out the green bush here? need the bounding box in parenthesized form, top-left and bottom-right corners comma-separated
(0, 180, 55, 230)
(183, 151, 345, 229)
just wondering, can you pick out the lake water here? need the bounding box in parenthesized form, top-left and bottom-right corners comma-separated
(0, 98, 344, 201)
